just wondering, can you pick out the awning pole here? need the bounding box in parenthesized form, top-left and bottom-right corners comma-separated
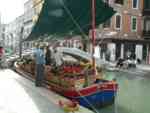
(92, 0, 96, 74)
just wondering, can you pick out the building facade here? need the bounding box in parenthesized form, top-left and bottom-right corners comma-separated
(0, 14, 4, 47)
(24, 0, 35, 37)
(32, 0, 44, 23)
(4, 15, 25, 53)
(142, 0, 150, 64)
(89, 0, 150, 64)
(2, 0, 37, 53)
(23, 0, 35, 49)
(22, 0, 45, 49)
(3, 0, 150, 63)
(0, 24, 5, 47)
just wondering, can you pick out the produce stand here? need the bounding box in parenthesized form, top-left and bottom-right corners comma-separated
(14, 47, 118, 109)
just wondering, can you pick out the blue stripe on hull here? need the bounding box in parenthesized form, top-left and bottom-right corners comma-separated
(71, 91, 116, 108)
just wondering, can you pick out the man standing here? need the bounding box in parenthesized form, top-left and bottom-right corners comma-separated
(34, 44, 45, 87)
(53, 47, 63, 67)
(45, 45, 52, 65)
(50, 47, 63, 75)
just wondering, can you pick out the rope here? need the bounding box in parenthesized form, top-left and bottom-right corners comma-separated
(61, 0, 88, 39)
(76, 90, 100, 113)
(71, 65, 99, 113)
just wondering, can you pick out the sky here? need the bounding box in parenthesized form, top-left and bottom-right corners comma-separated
(0, 0, 28, 24)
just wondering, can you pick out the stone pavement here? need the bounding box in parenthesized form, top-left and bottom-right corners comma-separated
(136, 64, 150, 72)
(0, 69, 93, 113)
(107, 61, 150, 71)
(106, 62, 150, 76)
(0, 69, 65, 113)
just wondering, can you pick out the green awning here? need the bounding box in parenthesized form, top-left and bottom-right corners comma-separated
(26, 0, 116, 41)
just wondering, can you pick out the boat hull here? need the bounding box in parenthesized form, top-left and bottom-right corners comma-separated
(72, 90, 116, 108)
(48, 81, 117, 108)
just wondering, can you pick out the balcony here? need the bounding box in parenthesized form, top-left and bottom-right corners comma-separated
(143, 9, 150, 16)
(143, 0, 150, 15)
(143, 30, 150, 38)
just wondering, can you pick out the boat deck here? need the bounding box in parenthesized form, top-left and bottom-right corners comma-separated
(0, 69, 94, 113)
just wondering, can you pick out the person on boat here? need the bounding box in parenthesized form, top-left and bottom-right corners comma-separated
(45, 45, 52, 66)
(51, 47, 63, 74)
(105, 49, 111, 61)
(34, 44, 45, 87)
(53, 47, 63, 67)
(116, 58, 125, 68)
(137, 58, 141, 64)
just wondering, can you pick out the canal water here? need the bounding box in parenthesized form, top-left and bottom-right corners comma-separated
(98, 71, 150, 113)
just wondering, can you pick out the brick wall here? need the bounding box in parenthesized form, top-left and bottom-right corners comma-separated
(100, 0, 144, 39)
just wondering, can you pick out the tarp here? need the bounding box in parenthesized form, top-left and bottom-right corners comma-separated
(57, 47, 107, 67)
(26, 0, 116, 41)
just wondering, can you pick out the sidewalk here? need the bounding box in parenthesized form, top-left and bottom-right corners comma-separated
(107, 61, 150, 71)
(136, 64, 150, 72)
(0, 69, 93, 113)
(106, 61, 150, 75)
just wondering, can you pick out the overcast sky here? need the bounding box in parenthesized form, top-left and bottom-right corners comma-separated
(0, 0, 28, 24)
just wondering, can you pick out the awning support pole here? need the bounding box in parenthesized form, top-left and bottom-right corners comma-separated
(91, 0, 96, 74)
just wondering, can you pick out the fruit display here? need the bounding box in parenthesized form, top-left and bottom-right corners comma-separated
(16, 56, 101, 90)
(16, 56, 35, 76)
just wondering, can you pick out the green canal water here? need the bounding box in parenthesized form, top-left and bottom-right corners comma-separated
(98, 71, 150, 113)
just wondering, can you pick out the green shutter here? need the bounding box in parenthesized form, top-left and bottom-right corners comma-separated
(144, 0, 150, 9)
(132, 17, 137, 31)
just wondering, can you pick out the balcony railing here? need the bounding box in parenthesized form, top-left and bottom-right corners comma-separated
(143, 9, 150, 16)
(143, 30, 150, 37)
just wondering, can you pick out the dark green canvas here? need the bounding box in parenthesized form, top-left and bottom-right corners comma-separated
(26, 0, 116, 41)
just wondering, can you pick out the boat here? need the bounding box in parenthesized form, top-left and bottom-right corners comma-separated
(15, 47, 118, 109)
(17, 0, 118, 109)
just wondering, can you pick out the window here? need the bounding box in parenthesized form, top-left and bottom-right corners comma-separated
(104, 0, 109, 3)
(103, 19, 111, 28)
(131, 16, 137, 31)
(132, 0, 138, 9)
(144, 0, 150, 9)
(115, 0, 124, 5)
(115, 14, 121, 29)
